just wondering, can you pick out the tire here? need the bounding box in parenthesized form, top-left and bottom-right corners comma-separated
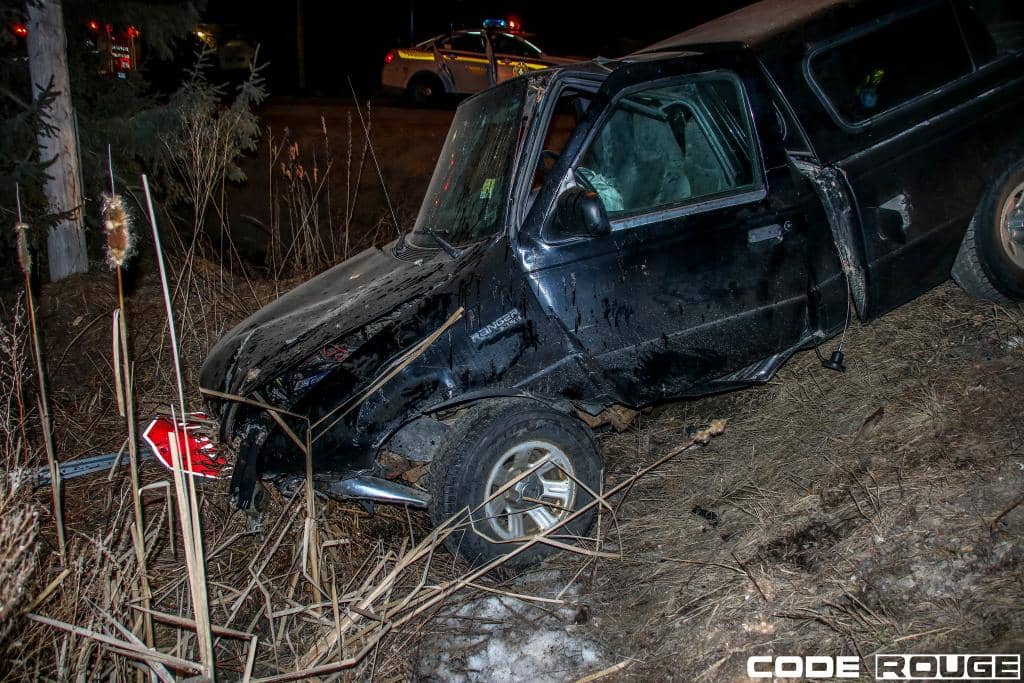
(406, 73, 444, 107)
(427, 399, 603, 569)
(952, 161, 1024, 301)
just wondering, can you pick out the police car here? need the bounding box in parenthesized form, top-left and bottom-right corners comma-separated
(381, 19, 579, 104)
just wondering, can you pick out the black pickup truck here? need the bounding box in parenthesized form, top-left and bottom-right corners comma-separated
(201, 0, 1024, 566)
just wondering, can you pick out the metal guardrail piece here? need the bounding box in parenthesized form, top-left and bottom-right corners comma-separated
(5, 447, 156, 490)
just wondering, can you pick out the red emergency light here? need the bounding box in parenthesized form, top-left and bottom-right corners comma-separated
(126, 25, 139, 38)
(87, 19, 99, 31)
(384, 49, 396, 65)
(12, 23, 28, 37)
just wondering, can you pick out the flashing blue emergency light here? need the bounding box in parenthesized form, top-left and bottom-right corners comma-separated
(483, 18, 508, 29)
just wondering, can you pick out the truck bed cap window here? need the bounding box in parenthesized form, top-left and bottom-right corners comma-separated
(807, 1, 973, 127)
(956, 0, 1024, 64)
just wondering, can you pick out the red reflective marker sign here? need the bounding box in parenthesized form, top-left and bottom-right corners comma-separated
(142, 414, 224, 478)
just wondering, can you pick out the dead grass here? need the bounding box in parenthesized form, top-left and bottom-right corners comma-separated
(549, 284, 1024, 680)
(6, 265, 1022, 681)
(4, 98, 1023, 679)
(5, 235, 1023, 681)
(1, 237, 734, 680)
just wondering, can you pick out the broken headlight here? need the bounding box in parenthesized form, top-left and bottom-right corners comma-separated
(266, 339, 362, 406)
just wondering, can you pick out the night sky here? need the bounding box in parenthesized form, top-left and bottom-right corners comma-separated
(202, 1, 754, 96)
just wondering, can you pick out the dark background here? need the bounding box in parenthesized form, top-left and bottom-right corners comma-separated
(202, 0, 754, 96)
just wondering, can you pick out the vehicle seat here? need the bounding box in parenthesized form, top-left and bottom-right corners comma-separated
(580, 107, 694, 214)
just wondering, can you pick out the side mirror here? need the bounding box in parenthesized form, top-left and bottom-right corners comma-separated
(549, 188, 612, 241)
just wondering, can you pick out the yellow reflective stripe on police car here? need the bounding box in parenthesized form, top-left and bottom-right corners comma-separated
(396, 49, 434, 61)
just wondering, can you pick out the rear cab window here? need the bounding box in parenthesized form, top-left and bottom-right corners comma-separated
(806, 1, 974, 128)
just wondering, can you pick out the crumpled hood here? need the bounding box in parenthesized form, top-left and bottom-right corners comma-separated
(200, 244, 460, 401)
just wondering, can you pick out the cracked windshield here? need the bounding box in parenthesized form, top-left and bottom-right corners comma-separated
(413, 79, 526, 245)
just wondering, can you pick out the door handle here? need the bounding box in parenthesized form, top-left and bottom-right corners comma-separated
(747, 223, 783, 245)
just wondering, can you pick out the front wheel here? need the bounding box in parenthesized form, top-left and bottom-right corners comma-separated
(427, 400, 603, 568)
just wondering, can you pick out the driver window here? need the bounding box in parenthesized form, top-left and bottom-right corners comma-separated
(534, 90, 592, 189)
(576, 73, 760, 219)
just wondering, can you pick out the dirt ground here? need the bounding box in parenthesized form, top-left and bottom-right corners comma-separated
(411, 283, 1024, 681)
(4, 98, 1023, 680)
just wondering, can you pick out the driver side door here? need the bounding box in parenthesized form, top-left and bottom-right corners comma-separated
(521, 57, 814, 405)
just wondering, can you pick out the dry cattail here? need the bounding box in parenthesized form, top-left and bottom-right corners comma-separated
(13, 222, 30, 276)
(0, 501, 38, 647)
(101, 193, 134, 269)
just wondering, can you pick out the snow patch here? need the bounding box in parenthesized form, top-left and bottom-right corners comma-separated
(417, 590, 603, 682)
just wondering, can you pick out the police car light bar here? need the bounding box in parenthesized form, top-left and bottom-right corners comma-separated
(483, 17, 522, 31)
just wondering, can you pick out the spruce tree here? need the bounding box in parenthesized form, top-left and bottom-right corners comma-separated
(0, 0, 203, 281)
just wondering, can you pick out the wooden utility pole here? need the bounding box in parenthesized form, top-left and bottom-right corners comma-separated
(26, 0, 88, 281)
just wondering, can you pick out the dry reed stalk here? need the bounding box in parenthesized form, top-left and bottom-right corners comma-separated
(25, 613, 203, 676)
(347, 85, 400, 244)
(297, 420, 727, 671)
(223, 499, 302, 628)
(13, 185, 66, 565)
(20, 567, 68, 615)
(575, 659, 634, 682)
(102, 177, 155, 652)
(0, 301, 39, 652)
(166, 421, 216, 678)
(129, 605, 253, 640)
(252, 627, 392, 683)
(8, 304, 32, 471)
(344, 111, 353, 260)
(302, 429, 322, 614)
(139, 480, 177, 557)
(320, 115, 337, 262)
(273, 140, 336, 279)
(202, 309, 460, 638)
(310, 307, 465, 442)
(242, 634, 259, 683)
(142, 174, 216, 679)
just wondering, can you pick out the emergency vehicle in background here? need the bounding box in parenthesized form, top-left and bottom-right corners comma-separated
(381, 18, 581, 104)
(10, 18, 140, 78)
(90, 21, 140, 79)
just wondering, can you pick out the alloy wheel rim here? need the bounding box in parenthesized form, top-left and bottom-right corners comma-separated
(999, 180, 1024, 269)
(482, 440, 576, 541)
